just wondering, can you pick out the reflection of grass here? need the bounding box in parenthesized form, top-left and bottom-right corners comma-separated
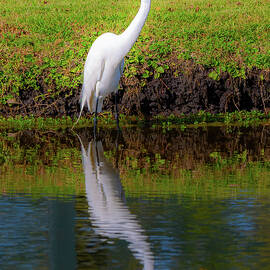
(1, 127, 270, 198)
(0, 164, 85, 196)
(2, 155, 269, 198)
(115, 149, 270, 198)
(120, 161, 270, 199)
(0, 130, 85, 196)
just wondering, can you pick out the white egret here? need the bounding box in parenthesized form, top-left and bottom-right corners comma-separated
(75, 0, 151, 128)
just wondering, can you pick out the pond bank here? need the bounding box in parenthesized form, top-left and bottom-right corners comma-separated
(1, 60, 270, 118)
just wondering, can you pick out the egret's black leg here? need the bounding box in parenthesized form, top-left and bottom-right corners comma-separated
(94, 96, 99, 139)
(115, 128, 120, 169)
(114, 91, 120, 131)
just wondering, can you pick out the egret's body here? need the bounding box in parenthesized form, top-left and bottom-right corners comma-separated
(76, 0, 151, 126)
(82, 33, 125, 114)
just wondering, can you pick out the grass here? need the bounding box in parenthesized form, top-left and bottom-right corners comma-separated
(0, 0, 269, 105)
(0, 110, 269, 131)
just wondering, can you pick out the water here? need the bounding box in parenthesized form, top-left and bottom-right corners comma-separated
(1, 125, 270, 269)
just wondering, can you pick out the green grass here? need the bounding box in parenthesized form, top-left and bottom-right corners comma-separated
(0, 0, 269, 105)
(0, 110, 269, 130)
(0, 111, 270, 132)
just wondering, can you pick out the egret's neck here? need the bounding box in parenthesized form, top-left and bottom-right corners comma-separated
(119, 0, 151, 57)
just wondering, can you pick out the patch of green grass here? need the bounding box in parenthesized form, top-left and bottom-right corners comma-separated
(0, 110, 269, 131)
(0, 0, 269, 105)
(151, 110, 270, 131)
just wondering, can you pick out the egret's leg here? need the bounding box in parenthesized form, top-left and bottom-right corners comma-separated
(94, 96, 99, 137)
(114, 91, 120, 130)
(115, 127, 120, 169)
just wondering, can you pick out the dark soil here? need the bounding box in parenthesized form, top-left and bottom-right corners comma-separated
(1, 60, 269, 118)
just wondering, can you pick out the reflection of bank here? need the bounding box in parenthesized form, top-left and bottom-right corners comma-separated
(79, 139, 154, 270)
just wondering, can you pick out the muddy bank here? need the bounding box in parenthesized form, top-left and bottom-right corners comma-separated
(111, 62, 270, 117)
(1, 61, 269, 118)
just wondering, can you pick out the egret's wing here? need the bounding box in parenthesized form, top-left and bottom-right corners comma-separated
(73, 55, 104, 127)
(83, 55, 105, 112)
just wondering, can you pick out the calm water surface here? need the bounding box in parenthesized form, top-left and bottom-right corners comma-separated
(1, 126, 270, 269)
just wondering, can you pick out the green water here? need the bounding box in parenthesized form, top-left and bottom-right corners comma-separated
(1, 126, 270, 269)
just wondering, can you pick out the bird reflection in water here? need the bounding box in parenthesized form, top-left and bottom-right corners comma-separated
(78, 136, 154, 270)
